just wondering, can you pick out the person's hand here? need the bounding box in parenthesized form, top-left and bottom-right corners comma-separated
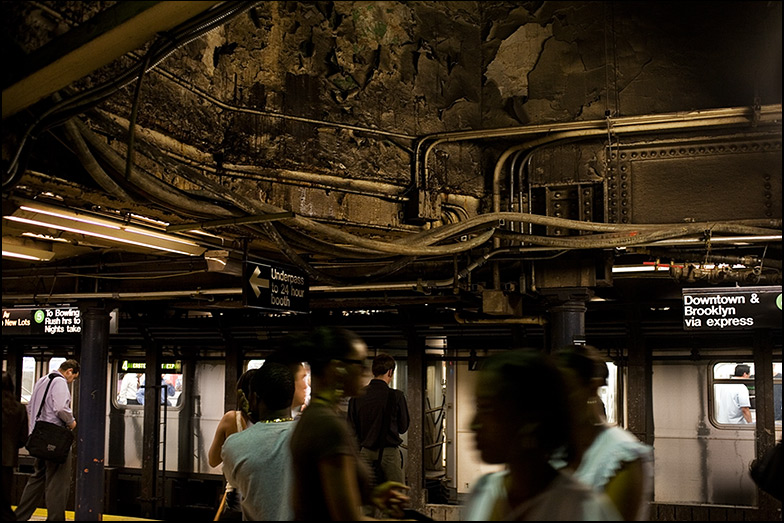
(371, 481, 410, 518)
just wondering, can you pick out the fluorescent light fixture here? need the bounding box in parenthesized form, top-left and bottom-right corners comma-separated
(647, 235, 781, 246)
(612, 265, 659, 273)
(613, 261, 687, 273)
(5, 201, 207, 256)
(21, 232, 70, 243)
(2, 242, 55, 261)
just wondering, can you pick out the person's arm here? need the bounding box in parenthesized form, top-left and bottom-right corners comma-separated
(208, 411, 236, 468)
(16, 406, 30, 446)
(603, 458, 645, 521)
(136, 381, 145, 404)
(737, 385, 753, 423)
(52, 378, 76, 429)
(220, 445, 238, 493)
(346, 398, 359, 432)
(319, 455, 412, 521)
(319, 454, 371, 521)
(372, 481, 410, 518)
(118, 376, 130, 404)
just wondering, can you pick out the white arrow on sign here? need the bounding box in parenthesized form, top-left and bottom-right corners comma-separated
(249, 266, 270, 298)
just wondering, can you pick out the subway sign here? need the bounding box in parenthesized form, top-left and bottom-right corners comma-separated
(243, 260, 308, 313)
(2, 307, 119, 335)
(682, 286, 782, 331)
(120, 360, 182, 373)
(2, 307, 82, 335)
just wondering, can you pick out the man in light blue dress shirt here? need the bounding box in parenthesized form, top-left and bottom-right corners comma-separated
(13, 359, 79, 521)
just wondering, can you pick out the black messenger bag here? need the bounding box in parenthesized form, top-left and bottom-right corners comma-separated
(25, 374, 74, 463)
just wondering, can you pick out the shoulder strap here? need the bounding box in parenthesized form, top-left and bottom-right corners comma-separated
(35, 373, 61, 420)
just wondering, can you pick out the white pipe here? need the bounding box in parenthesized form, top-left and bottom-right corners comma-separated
(3, 288, 243, 302)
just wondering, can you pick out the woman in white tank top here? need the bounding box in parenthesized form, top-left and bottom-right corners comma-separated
(208, 369, 258, 521)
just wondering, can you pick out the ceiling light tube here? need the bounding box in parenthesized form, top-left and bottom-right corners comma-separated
(21, 232, 70, 243)
(611, 265, 659, 273)
(6, 203, 206, 256)
(2, 242, 55, 261)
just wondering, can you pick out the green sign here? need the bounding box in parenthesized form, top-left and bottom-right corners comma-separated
(121, 360, 182, 373)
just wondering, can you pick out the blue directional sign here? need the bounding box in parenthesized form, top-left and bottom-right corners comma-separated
(243, 261, 309, 313)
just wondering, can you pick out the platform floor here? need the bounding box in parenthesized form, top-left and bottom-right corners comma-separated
(14, 507, 156, 521)
(15, 504, 464, 521)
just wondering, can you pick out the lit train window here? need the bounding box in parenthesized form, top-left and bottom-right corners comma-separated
(19, 356, 68, 404)
(710, 361, 783, 427)
(114, 360, 183, 409)
(48, 357, 65, 373)
(712, 362, 756, 426)
(599, 361, 618, 425)
(21, 356, 36, 404)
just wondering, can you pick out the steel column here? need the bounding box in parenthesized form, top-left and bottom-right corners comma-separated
(405, 324, 426, 510)
(75, 303, 110, 521)
(546, 289, 591, 352)
(140, 341, 162, 518)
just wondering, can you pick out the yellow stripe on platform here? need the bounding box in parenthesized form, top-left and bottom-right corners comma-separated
(19, 507, 158, 521)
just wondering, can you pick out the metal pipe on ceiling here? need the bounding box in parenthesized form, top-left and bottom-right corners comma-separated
(2, 288, 243, 302)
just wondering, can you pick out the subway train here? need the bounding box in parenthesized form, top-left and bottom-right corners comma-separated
(3, 300, 781, 521)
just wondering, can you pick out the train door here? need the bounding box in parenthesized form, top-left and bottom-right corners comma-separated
(652, 359, 782, 506)
(435, 349, 619, 504)
(107, 359, 192, 471)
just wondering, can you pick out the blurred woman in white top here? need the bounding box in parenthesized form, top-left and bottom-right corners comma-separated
(465, 349, 621, 521)
(552, 344, 654, 521)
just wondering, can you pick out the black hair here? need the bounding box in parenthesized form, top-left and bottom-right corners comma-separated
(289, 326, 363, 377)
(252, 362, 295, 411)
(734, 364, 751, 377)
(2, 371, 14, 392)
(267, 347, 306, 377)
(553, 344, 609, 386)
(371, 353, 395, 377)
(2, 372, 20, 412)
(59, 359, 80, 374)
(479, 349, 572, 455)
(237, 368, 259, 414)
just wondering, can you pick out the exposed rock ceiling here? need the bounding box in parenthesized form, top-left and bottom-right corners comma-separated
(1, 1, 781, 318)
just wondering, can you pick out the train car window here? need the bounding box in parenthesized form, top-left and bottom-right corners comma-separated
(18, 356, 69, 404)
(710, 361, 762, 427)
(777, 362, 783, 424)
(114, 360, 183, 409)
(20, 356, 36, 403)
(48, 357, 65, 373)
(599, 361, 618, 424)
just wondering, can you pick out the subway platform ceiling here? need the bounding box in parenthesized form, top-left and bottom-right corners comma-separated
(1, 1, 781, 328)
